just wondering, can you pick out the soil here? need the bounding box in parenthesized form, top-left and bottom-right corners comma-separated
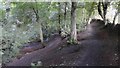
(6, 19, 119, 66)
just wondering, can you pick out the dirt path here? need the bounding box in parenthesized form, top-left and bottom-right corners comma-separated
(6, 19, 119, 66)
(7, 35, 63, 66)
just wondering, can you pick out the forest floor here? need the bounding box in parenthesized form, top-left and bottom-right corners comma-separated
(6, 19, 119, 66)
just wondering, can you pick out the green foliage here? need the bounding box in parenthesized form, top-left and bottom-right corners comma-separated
(1, 2, 90, 64)
(111, 1, 120, 13)
(67, 38, 78, 45)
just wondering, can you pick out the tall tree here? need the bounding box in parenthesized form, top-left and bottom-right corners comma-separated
(58, 2, 61, 34)
(84, 2, 97, 24)
(70, 2, 77, 41)
(113, 11, 119, 24)
(64, 2, 67, 31)
(5, 0, 11, 20)
(112, 2, 120, 24)
(32, 2, 43, 43)
(98, 1, 109, 22)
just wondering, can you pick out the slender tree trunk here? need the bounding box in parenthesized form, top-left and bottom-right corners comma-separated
(5, 0, 11, 19)
(39, 20, 43, 43)
(70, 2, 77, 41)
(58, 2, 61, 34)
(113, 12, 119, 25)
(98, 2, 103, 19)
(32, 5, 43, 43)
(64, 2, 67, 30)
(36, 17, 43, 43)
(98, 2, 109, 23)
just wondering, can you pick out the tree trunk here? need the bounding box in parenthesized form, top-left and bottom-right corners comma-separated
(32, 5, 43, 43)
(39, 21, 43, 43)
(113, 11, 119, 25)
(70, 2, 77, 41)
(5, 0, 11, 20)
(64, 2, 67, 30)
(58, 2, 61, 34)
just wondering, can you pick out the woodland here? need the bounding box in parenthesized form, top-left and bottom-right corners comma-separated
(0, 0, 120, 67)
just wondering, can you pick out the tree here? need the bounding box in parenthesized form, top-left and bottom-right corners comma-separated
(64, 2, 67, 31)
(112, 2, 120, 24)
(58, 2, 61, 34)
(84, 2, 97, 24)
(98, 1, 110, 22)
(70, 2, 77, 41)
(113, 11, 119, 24)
